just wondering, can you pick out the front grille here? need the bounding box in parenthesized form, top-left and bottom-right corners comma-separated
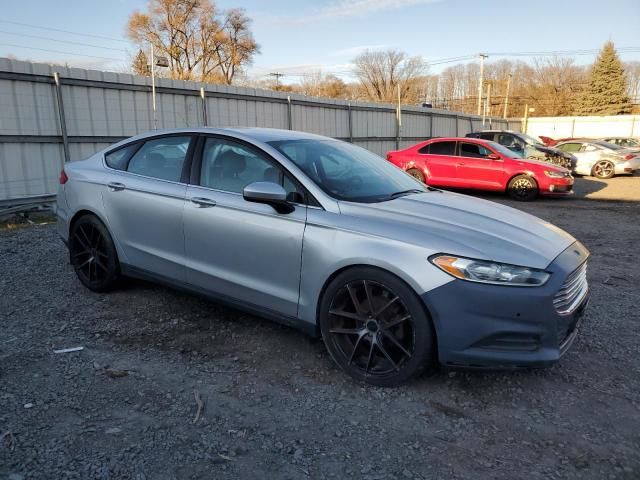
(554, 184, 573, 193)
(553, 262, 588, 315)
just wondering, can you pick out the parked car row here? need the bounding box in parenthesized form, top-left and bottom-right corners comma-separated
(387, 135, 574, 201)
(57, 127, 590, 386)
(540, 135, 640, 149)
(554, 139, 640, 179)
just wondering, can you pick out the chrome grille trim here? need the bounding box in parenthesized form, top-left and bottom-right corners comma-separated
(553, 262, 588, 315)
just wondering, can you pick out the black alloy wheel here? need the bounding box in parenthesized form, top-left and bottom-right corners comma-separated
(507, 174, 538, 201)
(320, 267, 435, 387)
(69, 215, 121, 292)
(592, 160, 615, 179)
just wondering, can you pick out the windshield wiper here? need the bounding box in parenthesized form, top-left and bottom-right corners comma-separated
(387, 189, 425, 200)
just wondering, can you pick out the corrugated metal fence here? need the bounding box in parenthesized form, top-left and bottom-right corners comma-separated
(0, 58, 520, 200)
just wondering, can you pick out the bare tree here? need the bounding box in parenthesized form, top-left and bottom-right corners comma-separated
(126, 0, 258, 84)
(353, 49, 426, 103)
(131, 49, 150, 76)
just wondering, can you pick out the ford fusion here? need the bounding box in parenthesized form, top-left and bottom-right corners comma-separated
(57, 128, 590, 386)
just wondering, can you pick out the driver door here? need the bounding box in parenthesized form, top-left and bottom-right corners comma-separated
(183, 136, 307, 318)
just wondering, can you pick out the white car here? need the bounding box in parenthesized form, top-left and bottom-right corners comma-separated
(555, 140, 640, 179)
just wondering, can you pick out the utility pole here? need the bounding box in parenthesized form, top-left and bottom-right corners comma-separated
(477, 54, 488, 115)
(151, 43, 156, 129)
(503, 73, 512, 119)
(269, 72, 284, 88)
(482, 81, 491, 126)
(523, 103, 529, 133)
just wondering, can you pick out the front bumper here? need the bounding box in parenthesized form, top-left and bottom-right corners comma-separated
(615, 157, 640, 174)
(541, 177, 574, 196)
(422, 242, 590, 369)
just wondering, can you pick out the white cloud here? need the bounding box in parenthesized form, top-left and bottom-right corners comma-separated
(331, 44, 388, 57)
(270, 0, 442, 25)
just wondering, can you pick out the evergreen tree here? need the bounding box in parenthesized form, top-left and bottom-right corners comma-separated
(132, 49, 150, 76)
(576, 41, 632, 115)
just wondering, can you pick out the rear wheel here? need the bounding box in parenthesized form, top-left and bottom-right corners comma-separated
(592, 160, 615, 179)
(69, 215, 120, 292)
(319, 267, 435, 387)
(406, 168, 425, 183)
(507, 175, 538, 201)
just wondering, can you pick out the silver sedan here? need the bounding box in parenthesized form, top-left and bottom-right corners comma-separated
(555, 140, 640, 178)
(57, 128, 590, 386)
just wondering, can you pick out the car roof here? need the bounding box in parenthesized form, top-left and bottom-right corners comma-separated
(122, 127, 332, 144)
(427, 137, 493, 143)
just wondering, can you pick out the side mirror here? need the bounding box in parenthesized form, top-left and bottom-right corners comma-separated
(243, 181, 294, 214)
(487, 153, 501, 160)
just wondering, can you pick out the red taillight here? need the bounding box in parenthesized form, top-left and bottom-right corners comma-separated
(59, 169, 68, 184)
(625, 154, 635, 160)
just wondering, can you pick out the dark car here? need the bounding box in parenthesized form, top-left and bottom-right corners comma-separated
(466, 131, 576, 171)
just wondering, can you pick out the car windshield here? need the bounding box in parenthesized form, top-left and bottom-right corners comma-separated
(268, 139, 427, 203)
(486, 141, 521, 158)
(517, 133, 544, 146)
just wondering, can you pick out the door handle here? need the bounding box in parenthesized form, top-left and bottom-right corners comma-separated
(191, 197, 217, 208)
(457, 162, 465, 166)
(107, 182, 126, 191)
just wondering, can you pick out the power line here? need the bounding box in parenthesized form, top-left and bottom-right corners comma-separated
(0, 29, 129, 53)
(0, 19, 130, 43)
(0, 43, 122, 62)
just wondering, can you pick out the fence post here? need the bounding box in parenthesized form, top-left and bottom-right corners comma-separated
(347, 103, 353, 143)
(395, 109, 401, 150)
(53, 72, 70, 163)
(429, 112, 434, 137)
(454, 114, 459, 136)
(287, 96, 292, 130)
(200, 87, 208, 126)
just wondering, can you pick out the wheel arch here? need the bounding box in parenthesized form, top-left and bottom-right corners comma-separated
(315, 263, 438, 341)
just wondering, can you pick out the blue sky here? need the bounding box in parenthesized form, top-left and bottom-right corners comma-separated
(1, 0, 639, 81)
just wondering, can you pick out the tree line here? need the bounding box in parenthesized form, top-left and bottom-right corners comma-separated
(126, 1, 637, 117)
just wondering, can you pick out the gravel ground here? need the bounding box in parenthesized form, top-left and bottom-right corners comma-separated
(1, 177, 639, 480)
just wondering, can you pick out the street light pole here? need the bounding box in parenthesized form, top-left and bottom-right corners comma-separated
(477, 54, 488, 116)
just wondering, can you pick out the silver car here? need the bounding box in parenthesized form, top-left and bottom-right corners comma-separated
(555, 140, 640, 179)
(57, 128, 590, 386)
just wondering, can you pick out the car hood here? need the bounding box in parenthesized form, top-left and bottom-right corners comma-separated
(338, 191, 576, 269)
(512, 157, 568, 171)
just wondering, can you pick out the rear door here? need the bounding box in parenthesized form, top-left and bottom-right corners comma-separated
(182, 135, 308, 318)
(456, 142, 506, 190)
(101, 134, 195, 281)
(420, 140, 460, 186)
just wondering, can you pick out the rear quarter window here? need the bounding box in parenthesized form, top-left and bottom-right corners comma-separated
(104, 143, 139, 170)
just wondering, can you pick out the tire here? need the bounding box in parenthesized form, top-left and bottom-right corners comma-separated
(319, 266, 436, 387)
(69, 214, 121, 292)
(406, 168, 425, 183)
(592, 160, 615, 179)
(507, 174, 538, 201)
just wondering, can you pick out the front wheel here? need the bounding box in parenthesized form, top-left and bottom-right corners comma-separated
(592, 160, 615, 179)
(319, 267, 436, 387)
(507, 175, 538, 201)
(69, 214, 121, 292)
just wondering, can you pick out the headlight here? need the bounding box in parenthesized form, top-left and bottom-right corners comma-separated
(431, 255, 550, 287)
(544, 170, 566, 178)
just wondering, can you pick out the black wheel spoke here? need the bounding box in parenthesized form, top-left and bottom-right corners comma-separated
(329, 309, 364, 322)
(374, 296, 399, 317)
(77, 257, 93, 269)
(383, 314, 411, 330)
(73, 248, 91, 258)
(94, 257, 109, 272)
(365, 338, 375, 373)
(330, 327, 363, 335)
(346, 284, 364, 316)
(382, 330, 413, 359)
(376, 340, 400, 371)
(347, 332, 367, 365)
(74, 233, 90, 251)
(363, 280, 375, 314)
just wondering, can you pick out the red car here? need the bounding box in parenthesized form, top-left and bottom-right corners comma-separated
(386, 137, 573, 201)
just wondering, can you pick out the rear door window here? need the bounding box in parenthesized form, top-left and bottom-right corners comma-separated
(460, 142, 491, 158)
(127, 136, 192, 182)
(557, 143, 582, 153)
(428, 141, 457, 156)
